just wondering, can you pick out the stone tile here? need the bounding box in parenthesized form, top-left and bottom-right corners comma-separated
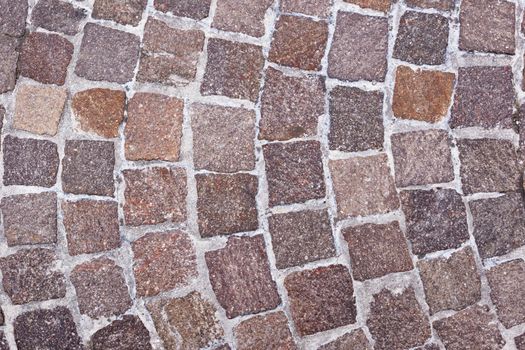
(62, 140, 115, 196)
(260, 67, 325, 141)
(0, 34, 19, 93)
(71, 258, 131, 318)
(400, 189, 469, 256)
(391, 130, 454, 187)
(418, 247, 481, 314)
(235, 312, 296, 350)
(0, 248, 66, 304)
(93, 0, 146, 26)
(132, 231, 197, 297)
(394, 11, 449, 65)
(392, 66, 455, 123)
(201, 38, 264, 101)
(91, 315, 152, 350)
(62, 199, 120, 256)
(343, 0, 391, 11)
(405, 0, 455, 10)
(196, 174, 258, 237)
(125, 93, 183, 161)
(433, 305, 505, 350)
(281, 0, 331, 18)
(367, 288, 430, 350)
(459, 0, 515, 55)
(329, 86, 384, 152)
(285, 265, 356, 336)
(31, 0, 86, 35)
(153, 0, 211, 20)
(263, 141, 325, 206)
(269, 209, 335, 269)
(206, 235, 280, 318)
(343, 222, 413, 281)
(3, 136, 59, 187)
(0, 0, 28, 36)
(470, 193, 525, 259)
(269, 15, 328, 71)
(450, 66, 514, 129)
(123, 167, 187, 226)
(213, 0, 272, 37)
(318, 329, 372, 350)
(191, 104, 256, 172)
(2, 192, 57, 247)
(72, 88, 126, 138)
(329, 154, 399, 218)
(13, 84, 67, 136)
(328, 12, 388, 81)
(147, 292, 224, 349)
(14, 307, 82, 350)
(486, 259, 525, 328)
(138, 18, 205, 86)
(75, 23, 140, 83)
(414, 344, 441, 350)
(516, 333, 525, 350)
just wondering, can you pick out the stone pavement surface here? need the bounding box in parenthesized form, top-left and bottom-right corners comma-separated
(0, 0, 524, 349)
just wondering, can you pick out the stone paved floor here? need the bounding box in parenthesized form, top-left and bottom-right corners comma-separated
(0, 0, 524, 349)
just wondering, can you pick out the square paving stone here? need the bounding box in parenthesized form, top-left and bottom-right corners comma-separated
(91, 315, 152, 350)
(13, 84, 67, 136)
(329, 86, 384, 152)
(328, 12, 388, 81)
(281, 0, 331, 18)
(486, 259, 525, 328)
(31, 0, 86, 35)
(213, 0, 272, 37)
(318, 329, 372, 350)
(0, 34, 19, 93)
(132, 230, 197, 297)
(62, 139, 115, 196)
(18, 32, 73, 85)
(405, 0, 455, 10)
(367, 288, 430, 350)
(147, 292, 224, 349)
(196, 173, 258, 237)
(138, 18, 205, 86)
(14, 307, 82, 350)
(0, 0, 28, 37)
(329, 154, 399, 218)
(400, 188, 469, 256)
(458, 138, 520, 194)
(191, 104, 256, 172)
(93, 0, 147, 26)
(269, 15, 328, 71)
(2, 192, 57, 247)
(285, 264, 356, 336)
(75, 23, 140, 83)
(201, 38, 264, 102)
(450, 66, 514, 129)
(62, 199, 120, 256)
(392, 66, 455, 123)
(391, 129, 454, 187)
(205, 235, 281, 318)
(263, 141, 325, 206)
(343, 0, 391, 11)
(516, 334, 525, 350)
(343, 222, 413, 281)
(235, 312, 296, 350)
(125, 93, 183, 162)
(71, 258, 131, 318)
(433, 305, 505, 350)
(418, 247, 481, 314)
(3, 136, 59, 187)
(123, 167, 187, 226)
(459, 0, 515, 55)
(269, 209, 335, 269)
(260, 67, 325, 141)
(154, 0, 211, 20)
(0, 248, 66, 304)
(72, 88, 126, 138)
(470, 193, 525, 259)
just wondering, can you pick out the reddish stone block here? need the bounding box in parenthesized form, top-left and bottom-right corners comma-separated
(235, 312, 296, 350)
(0, 34, 19, 93)
(93, 0, 146, 26)
(405, 0, 455, 10)
(343, 0, 391, 12)
(154, 0, 211, 20)
(281, 0, 331, 18)
(31, 0, 86, 35)
(91, 316, 152, 350)
(0, 0, 28, 37)
(213, 0, 273, 37)
(318, 329, 372, 350)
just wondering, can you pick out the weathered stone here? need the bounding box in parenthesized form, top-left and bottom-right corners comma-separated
(31, 0, 86, 35)
(318, 329, 372, 350)
(235, 312, 296, 350)
(93, 0, 146, 26)
(91, 315, 152, 350)
(281, 0, 331, 18)
(405, 0, 455, 10)
(213, 0, 272, 37)
(516, 333, 525, 350)
(0, 332, 7, 350)
(343, 0, 391, 12)
(153, 0, 211, 20)
(0, 0, 28, 36)
(0, 34, 19, 93)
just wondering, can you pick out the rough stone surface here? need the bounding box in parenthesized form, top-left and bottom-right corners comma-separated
(343, 222, 413, 281)
(516, 334, 525, 350)
(91, 315, 152, 350)
(153, 0, 211, 20)
(0, 34, 19, 93)
(92, 0, 147, 26)
(0, 0, 28, 36)
(392, 66, 455, 123)
(205, 235, 281, 318)
(0, 333, 7, 350)
(329, 154, 399, 218)
(260, 67, 325, 141)
(329, 86, 384, 152)
(343, 0, 391, 11)
(13, 84, 67, 136)
(31, 0, 86, 35)
(191, 104, 256, 172)
(405, 0, 455, 10)
(1, 192, 57, 246)
(281, 0, 331, 18)
(235, 312, 296, 350)
(213, 0, 272, 37)
(318, 329, 372, 350)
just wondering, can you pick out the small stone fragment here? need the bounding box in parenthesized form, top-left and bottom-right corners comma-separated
(0, 34, 19, 93)
(213, 0, 273, 37)
(31, 0, 86, 35)
(0, 0, 28, 36)
(281, 0, 331, 18)
(93, 0, 147, 26)
(405, 0, 455, 10)
(153, 0, 211, 20)
(0, 332, 7, 350)
(91, 315, 152, 350)
(235, 312, 296, 350)
(343, 0, 391, 12)
(318, 329, 372, 350)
